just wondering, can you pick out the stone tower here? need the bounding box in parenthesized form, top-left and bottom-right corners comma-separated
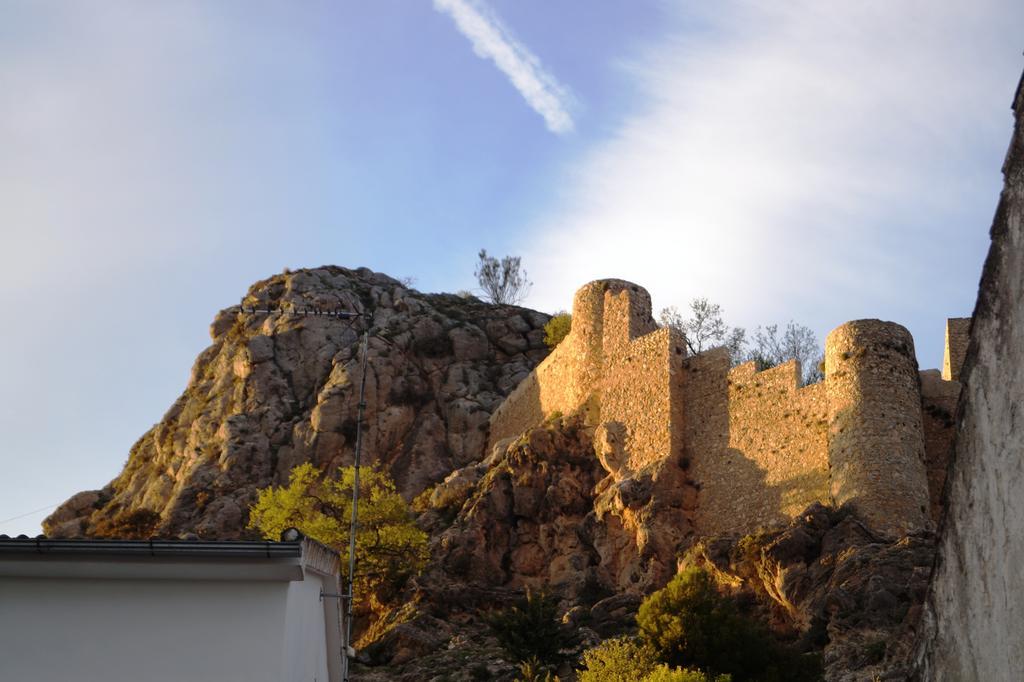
(825, 320, 931, 536)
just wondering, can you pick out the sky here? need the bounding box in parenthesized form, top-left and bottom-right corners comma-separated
(1, 0, 1021, 535)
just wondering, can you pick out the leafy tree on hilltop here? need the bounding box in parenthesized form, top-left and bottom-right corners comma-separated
(248, 462, 428, 599)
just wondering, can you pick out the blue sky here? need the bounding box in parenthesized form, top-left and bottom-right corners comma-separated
(1, 1, 1021, 534)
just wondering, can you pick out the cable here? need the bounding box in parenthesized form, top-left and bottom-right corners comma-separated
(0, 503, 60, 525)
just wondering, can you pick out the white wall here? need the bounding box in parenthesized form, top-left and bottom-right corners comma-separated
(283, 574, 333, 682)
(0, 577, 305, 682)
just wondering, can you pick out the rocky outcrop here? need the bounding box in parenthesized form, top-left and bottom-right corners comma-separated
(42, 264, 947, 682)
(45, 266, 550, 539)
(420, 415, 690, 600)
(687, 504, 935, 682)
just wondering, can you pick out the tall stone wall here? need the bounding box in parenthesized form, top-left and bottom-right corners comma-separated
(914, 71, 1024, 681)
(599, 289, 685, 472)
(683, 352, 829, 536)
(489, 279, 951, 543)
(825, 320, 931, 537)
(487, 279, 685, 474)
(487, 280, 633, 445)
(941, 317, 971, 381)
(486, 340, 577, 447)
(919, 369, 959, 523)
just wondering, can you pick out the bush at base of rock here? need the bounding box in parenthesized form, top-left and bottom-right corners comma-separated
(576, 637, 729, 682)
(485, 589, 574, 666)
(637, 567, 821, 682)
(515, 656, 561, 682)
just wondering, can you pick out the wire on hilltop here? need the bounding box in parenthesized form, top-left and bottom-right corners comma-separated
(0, 503, 60, 526)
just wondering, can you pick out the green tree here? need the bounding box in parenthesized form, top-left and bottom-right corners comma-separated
(637, 567, 820, 682)
(645, 666, 731, 682)
(486, 589, 573, 665)
(248, 463, 428, 598)
(544, 312, 572, 349)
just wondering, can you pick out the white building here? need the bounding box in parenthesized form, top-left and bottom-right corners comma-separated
(0, 534, 343, 682)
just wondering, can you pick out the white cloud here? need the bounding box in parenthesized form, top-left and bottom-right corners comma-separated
(522, 0, 1023, 368)
(433, 0, 574, 134)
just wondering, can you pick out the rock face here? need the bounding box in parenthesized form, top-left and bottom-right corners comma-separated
(913, 72, 1024, 679)
(420, 415, 689, 600)
(42, 264, 944, 682)
(45, 266, 550, 539)
(687, 504, 934, 682)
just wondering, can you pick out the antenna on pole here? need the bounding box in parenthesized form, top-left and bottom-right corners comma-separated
(341, 328, 369, 682)
(238, 300, 364, 678)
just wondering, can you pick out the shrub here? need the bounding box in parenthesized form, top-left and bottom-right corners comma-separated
(515, 656, 560, 682)
(486, 589, 572, 665)
(577, 637, 658, 682)
(645, 666, 731, 682)
(576, 638, 729, 682)
(543, 313, 572, 349)
(89, 508, 162, 539)
(637, 567, 820, 682)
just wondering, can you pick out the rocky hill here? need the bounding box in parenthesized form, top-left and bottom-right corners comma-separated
(44, 265, 935, 681)
(45, 266, 551, 539)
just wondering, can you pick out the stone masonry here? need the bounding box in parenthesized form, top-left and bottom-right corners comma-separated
(489, 279, 965, 539)
(941, 317, 970, 381)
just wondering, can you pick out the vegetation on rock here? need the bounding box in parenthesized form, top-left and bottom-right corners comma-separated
(486, 589, 574, 666)
(543, 312, 571, 349)
(248, 462, 428, 598)
(475, 249, 532, 305)
(577, 637, 730, 682)
(89, 508, 162, 539)
(576, 566, 819, 682)
(637, 567, 820, 682)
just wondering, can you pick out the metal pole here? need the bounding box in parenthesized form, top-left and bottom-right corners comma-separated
(341, 329, 369, 682)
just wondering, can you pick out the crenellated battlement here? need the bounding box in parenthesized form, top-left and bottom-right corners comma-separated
(488, 279, 965, 539)
(489, 279, 685, 473)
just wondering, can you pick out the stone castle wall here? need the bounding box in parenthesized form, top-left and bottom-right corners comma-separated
(826, 320, 931, 536)
(941, 317, 971, 381)
(683, 351, 829, 536)
(598, 288, 686, 472)
(919, 369, 960, 523)
(489, 278, 962, 539)
(488, 280, 686, 474)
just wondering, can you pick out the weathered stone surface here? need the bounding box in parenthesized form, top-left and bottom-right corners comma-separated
(686, 503, 935, 682)
(914, 72, 1024, 681)
(44, 266, 550, 539)
(423, 416, 689, 602)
